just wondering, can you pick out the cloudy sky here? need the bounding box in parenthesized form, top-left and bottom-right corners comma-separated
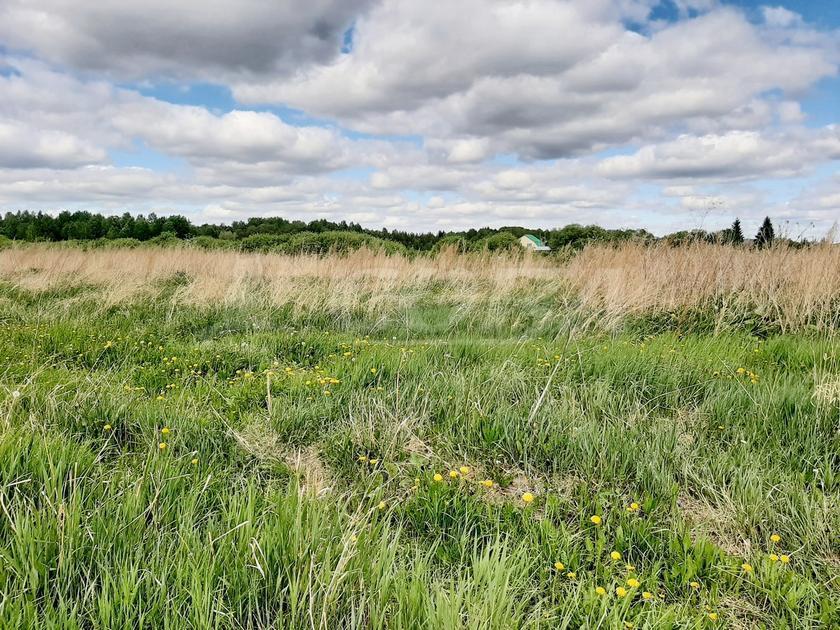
(0, 0, 838, 236)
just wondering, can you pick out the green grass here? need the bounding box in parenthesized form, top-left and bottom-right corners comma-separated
(0, 282, 838, 628)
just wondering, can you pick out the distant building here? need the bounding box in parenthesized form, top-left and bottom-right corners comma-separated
(519, 234, 551, 251)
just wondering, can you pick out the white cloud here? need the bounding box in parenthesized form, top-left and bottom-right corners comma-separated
(233, 3, 838, 159)
(0, 0, 372, 80)
(597, 128, 840, 180)
(0, 121, 107, 169)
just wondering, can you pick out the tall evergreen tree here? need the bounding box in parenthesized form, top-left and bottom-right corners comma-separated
(730, 218, 744, 244)
(754, 216, 775, 249)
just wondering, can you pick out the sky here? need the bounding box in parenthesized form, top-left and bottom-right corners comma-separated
(0, 0, 838, 237)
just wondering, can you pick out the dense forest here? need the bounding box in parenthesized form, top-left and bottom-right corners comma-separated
(0, 210, 798, 254)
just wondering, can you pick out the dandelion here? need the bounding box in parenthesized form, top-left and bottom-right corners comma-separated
(769, 553, 779, 562)
(708, 613, 718, 621)
(627, 578, 640, 588)
(616, 586, 627, 597)
(369, 458, 379, 465)
(459, 466, 470, 475)
(156, 395, 165, 401)
(566, 572, 576, 580)
(522, 492, 534, 504)
(103, 423, 112, 431)
(595, 586, 607, 596)
(358, 455, 368, 462)
(741, 562, 753, 574)
(370, 368, 377, 374)
(554, 561, 565, 571)
(481, 479, 494, 488)
(590, 515, 602, 526)
(449, 470, 459, 479)
(642, 591, 653, 600)
(625, 564, 636, 572)
(610, 551, 622, 561)
(770, 534, 781, 543)
(377, 501, 386, 511)
(161, 427, 170, 435)
(191, 458, 198, 465)
(158, 442, 167, 450)
(780, 555, 790, 564)
(627, 502, 640, 512)
(433, 473, 444, 482)
(690, 581, 700, 590)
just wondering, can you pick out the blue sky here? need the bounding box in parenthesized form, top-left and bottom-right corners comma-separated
(0, 0, 837, 236)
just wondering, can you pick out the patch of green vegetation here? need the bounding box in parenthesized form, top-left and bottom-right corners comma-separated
(0, 285, 837, 628)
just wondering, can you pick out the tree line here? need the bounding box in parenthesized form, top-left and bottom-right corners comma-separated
(0, 210, 798, 253)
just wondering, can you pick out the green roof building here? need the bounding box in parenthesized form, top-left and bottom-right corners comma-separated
(519, 234, 551, 252)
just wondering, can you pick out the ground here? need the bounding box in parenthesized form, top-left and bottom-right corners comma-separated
(0, 245, 837, 628)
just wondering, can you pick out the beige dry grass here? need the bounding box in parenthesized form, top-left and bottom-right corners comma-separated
(1, 241, 839, 332)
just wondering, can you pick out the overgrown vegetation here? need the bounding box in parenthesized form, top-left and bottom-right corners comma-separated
(0, 244, 837, 628)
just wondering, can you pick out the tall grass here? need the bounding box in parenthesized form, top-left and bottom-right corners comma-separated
(0, 242, 837, 627)
(1, 241, 839, 334)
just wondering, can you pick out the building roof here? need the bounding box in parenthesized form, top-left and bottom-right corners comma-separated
(519, 234, 551, 251)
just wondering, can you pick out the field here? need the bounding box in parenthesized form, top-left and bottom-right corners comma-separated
(0, 243, 838, 628)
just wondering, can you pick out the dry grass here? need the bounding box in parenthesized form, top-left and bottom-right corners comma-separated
(1, 241, 839, 332)
(566, 241, 840, 332)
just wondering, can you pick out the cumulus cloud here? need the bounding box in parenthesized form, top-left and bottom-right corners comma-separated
(0, 121, 107, 169)
(0, 0, 373, 80)
(597, 128, 840, 180)
(233, 2, 838, 159)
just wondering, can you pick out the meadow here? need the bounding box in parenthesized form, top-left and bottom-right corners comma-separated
(0, 242, 838, 628)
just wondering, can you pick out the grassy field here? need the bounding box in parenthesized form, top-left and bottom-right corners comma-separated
(0, 243, 838, 628)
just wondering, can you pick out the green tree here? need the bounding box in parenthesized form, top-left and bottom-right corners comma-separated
(754, 217, 775, 249)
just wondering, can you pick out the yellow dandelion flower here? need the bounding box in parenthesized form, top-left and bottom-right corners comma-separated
(708, 613, 718, 621)
(690, 581, 700, 590)
(566, 571, 576, 580)
(642, 591, 653, 600)
(610, 551, 622, 561)
(780, 555, 790, 564)
(377, 501, 386, 511)
(370, 368, 377, 374)
(433, 473, 444, 482)
(741, 562, 753, 573)
(590, 515, 602, 526)
(627, 502, 640, 512)
(449, 470, 459, 479)
(770, 534, 780, 543)
(459, 466, 470, 475)
(554, 561, 565, 571)
(358, 455, 368, 462)
(769, 553, 779, 561)
(522, 492, 534, 504)
(158, 442, 167, 450)
(481, 479, 494, 488)
(369, 458, 379, 465)
(191, 458, 198, 465)
(161, 427, 170, 435)
(627, 578, 640, 588)
(595, 586, 606, 596)
(103, 423, 112, 431)
(616, 586, 627, 597)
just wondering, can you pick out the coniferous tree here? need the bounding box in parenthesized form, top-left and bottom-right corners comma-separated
(754, 216, 775, 249)
(730, 218, 744, 245)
